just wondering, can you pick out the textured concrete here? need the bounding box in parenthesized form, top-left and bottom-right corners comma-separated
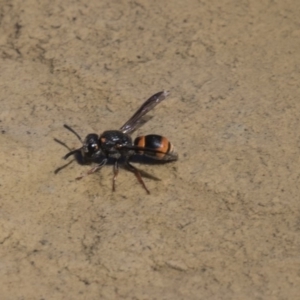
(1, 0, 300, 299)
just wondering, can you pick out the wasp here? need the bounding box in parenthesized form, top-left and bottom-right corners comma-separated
(59, 91, 178, 194)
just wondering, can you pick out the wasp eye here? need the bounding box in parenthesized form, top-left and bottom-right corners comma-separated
(88, 143, 97, 151)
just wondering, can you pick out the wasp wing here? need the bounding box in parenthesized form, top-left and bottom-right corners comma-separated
(120, 91, 170, 135)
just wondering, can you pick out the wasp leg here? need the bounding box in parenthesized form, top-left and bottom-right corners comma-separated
(126, 160, 150, 194)
(112, 160, 119, 192)
(76, 159, 107, 180)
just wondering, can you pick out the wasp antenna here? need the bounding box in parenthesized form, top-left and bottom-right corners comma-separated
(54, 138, 72, 151)
(54, 159, 75, 174)
(64, 124, 83, 143)
(163, 90, 170, 97)
(64, 149, 81, 160)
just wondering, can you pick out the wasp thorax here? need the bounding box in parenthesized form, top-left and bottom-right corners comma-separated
(82, 133, 100, 157)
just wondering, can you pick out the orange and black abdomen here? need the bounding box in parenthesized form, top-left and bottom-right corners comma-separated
(134, 134, 177, 161)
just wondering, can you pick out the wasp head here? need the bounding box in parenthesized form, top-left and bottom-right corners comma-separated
(62, 125, 101, 161)
(81, 133, 100, 158)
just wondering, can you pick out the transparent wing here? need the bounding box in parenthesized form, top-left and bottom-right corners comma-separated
(120, 91, 170, 135)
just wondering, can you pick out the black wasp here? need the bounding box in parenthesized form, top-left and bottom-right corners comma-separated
(59, 91, 178, 194)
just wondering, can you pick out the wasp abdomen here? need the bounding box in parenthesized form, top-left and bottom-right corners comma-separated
(134, 134, 177, 161)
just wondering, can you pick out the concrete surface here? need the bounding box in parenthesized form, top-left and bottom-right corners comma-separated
(1, 0, 300, 299)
